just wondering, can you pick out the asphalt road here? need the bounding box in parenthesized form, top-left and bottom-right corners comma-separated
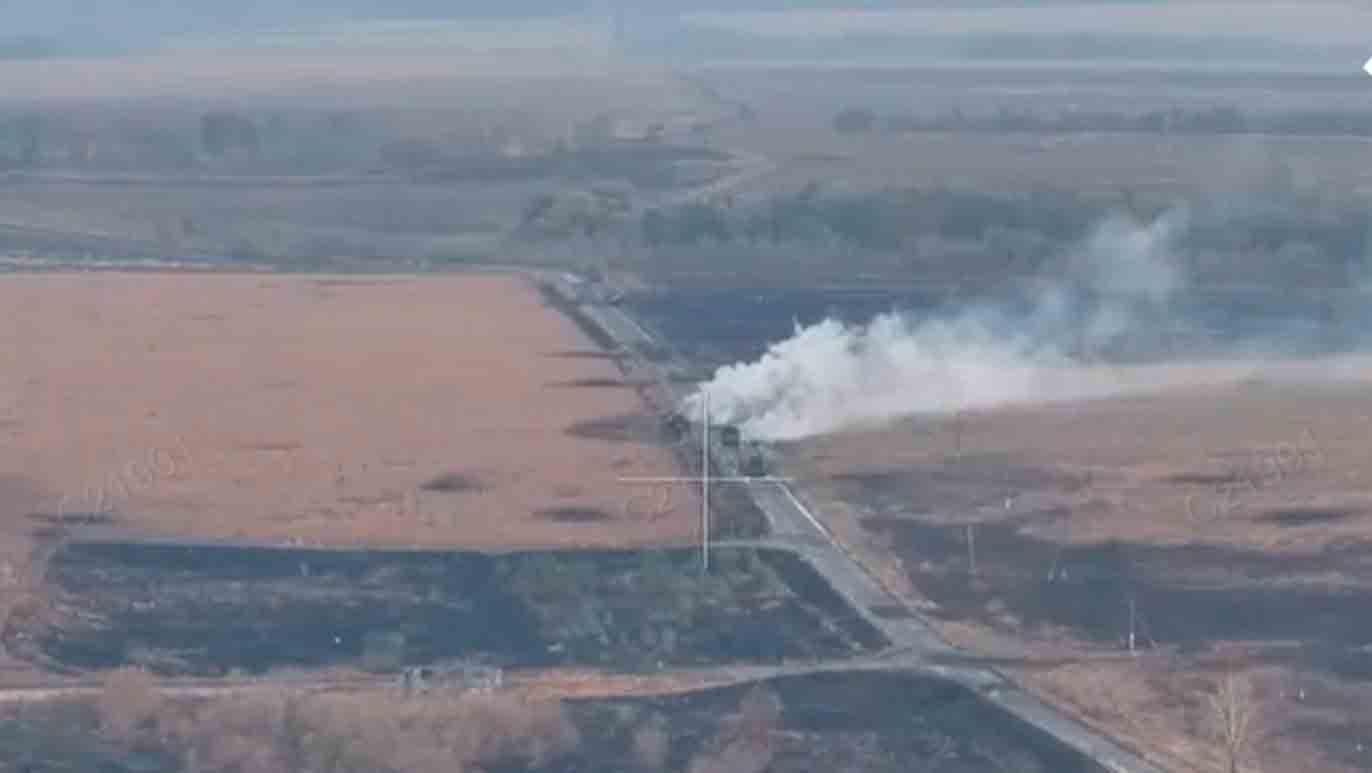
(557, 276, 1168, 773)
(1, 273, 1168, 773)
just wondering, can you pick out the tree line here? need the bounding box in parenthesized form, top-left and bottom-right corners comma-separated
(642, 185, 1105, 251)
(0, 109, 376, 172)
(634, 182, 1372, 287)
(833, 105, 1372, 138)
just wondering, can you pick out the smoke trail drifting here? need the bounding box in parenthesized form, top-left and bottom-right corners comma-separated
(684, 209, 1214, 440)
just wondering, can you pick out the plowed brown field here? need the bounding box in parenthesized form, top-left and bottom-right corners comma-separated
(0, 272, 696, 552)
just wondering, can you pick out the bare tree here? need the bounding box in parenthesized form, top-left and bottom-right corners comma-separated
(736, 685, 782, 745)
(1207, 670, 1259, 773)
(632, 712, 671, 771)
(153, 688, 579, 773)
(687, 686, 782, 773)
(97, 666, 162, 743)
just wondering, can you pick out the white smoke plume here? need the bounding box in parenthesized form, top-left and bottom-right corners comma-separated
(684, 208, 1215, 441)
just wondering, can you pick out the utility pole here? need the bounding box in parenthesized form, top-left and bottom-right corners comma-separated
(1128, 596, 1137, 655)
(966, 523, 977, 579)
(702, 390, 710, 573)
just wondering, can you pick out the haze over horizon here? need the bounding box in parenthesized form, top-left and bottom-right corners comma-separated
(3, 0, 1364, 67)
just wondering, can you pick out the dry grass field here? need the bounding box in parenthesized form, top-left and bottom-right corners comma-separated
(0, 179, 541, 263)
(688, 62, 1372, 199)
(709, 125, 1372, 199)
(0, 272, 697, 554)
(789, 359, 1372, 554)
(781, 359, 1372, 773)
(0, 50, 672, 107)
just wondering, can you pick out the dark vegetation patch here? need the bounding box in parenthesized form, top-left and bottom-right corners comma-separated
(757, 551, 888, 653)
(565, 412, 659, 444)
(536, 281, 617, 353)
(538, 506, 611, 523)
(1255, 507, 1357, 527)
(7, 543, 882, 676)
(1285, 714, 1372, 773)
(568, 671, 1104, 773)
(0, 671, 1105, 773)
(30, 525, 70, 541)
(546, 377, 648, 389)
(544, 349, 626, 360)
(625, 284, 1355, 371)
(626, 286, 945, 367)
(422, 143, 728, 188)
(420, 471, 483, 494)
(863, 514, 1372, 675)
(1164, 471, 1245, 486)
(27, 511, 119, 527)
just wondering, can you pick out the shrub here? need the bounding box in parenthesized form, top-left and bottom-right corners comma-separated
(96, 666, 161, 743)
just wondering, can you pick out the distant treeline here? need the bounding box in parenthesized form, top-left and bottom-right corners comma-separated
(0, 107, 721, 183)
(837, 105, 1372, 138)
(636, 183, 1372, 286)
(643, 186, 1096, 252)
(643, 185, 1113, 252)
(0, 36, 61, 59)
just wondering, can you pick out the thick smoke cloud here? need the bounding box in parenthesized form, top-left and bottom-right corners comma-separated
(683, 208, 1238, 441)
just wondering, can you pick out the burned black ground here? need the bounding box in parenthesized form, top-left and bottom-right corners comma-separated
(630, 284, 1372, 666)
(568, 671, 1105, 773)
(624, 284, 1359, 370)
(860, 508, 1372, 667)
(8, 542, 883, 676)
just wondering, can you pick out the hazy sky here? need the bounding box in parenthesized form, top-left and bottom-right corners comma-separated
(5, 1, 1365, 57)
(688, 3, 1371, 47)
(5, 1, 1148, 37)
(3, 0, 594, 45)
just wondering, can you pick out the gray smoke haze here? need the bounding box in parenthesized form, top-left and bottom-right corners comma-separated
(683, 207, 1273, 441)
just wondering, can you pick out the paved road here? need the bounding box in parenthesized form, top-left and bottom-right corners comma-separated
(556, 278, 1168, 773)
(5, 274, 1165, 773)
